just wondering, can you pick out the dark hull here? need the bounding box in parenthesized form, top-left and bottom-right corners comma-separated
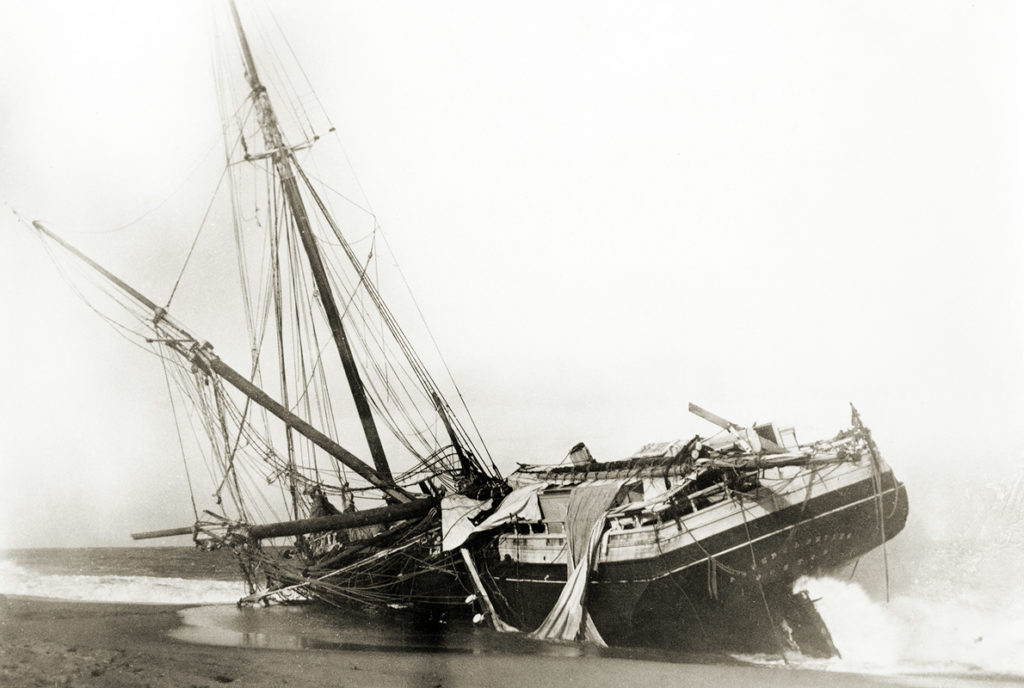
(245, 524, 475, 617)
(478, 472, 908, 655)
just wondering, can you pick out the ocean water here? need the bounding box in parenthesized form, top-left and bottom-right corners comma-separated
(1, 544, 1021, 685)
(799, 538, 1024, 680)
(0, 547, 244, 604)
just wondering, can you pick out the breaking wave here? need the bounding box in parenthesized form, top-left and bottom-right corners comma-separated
(792, 574, 1024, 678)
(0, 559, 243, 605)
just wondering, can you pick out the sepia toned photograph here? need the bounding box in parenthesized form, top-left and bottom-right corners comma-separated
(1, 1, 1020, 686)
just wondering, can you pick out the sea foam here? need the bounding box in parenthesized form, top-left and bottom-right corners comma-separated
(0, 558, 243, 605)
(795, 575, 1024, 678)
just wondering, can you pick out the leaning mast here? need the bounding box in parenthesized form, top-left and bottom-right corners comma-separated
(226, 0, 395, 488)
(29, 220, 412, 505)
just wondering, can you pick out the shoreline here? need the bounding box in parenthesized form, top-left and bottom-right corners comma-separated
(0, 594, 998, 688)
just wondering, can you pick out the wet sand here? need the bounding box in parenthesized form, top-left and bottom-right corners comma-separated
(0, 595, 991, 688)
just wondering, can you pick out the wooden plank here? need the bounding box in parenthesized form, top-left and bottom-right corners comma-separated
(248, 498, 436, 539)
(130, 526, 194, 540)
(688, 403, 737, 431)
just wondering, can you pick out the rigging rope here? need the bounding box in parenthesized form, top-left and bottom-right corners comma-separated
(165, 165, 230, 309)
(266, 5, 336, 134)
(160, 351, 200, 523)
(735, 491, 791, 664)
(296, 165, 497, 476)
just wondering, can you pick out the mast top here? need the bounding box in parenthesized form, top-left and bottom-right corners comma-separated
(223, 0, 397, 487)
(228, 0, 264, 93)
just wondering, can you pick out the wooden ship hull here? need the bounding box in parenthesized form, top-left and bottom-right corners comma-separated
(478, 459, 907, 655)
(232, 411, 908, 657)
(248, 511, 474, 615)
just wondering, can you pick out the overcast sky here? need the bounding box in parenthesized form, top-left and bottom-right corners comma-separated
(1, 0, 1022, 548)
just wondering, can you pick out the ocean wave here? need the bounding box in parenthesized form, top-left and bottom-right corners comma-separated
(0, 558, 244, 605)
(793, 575, 1024, 678)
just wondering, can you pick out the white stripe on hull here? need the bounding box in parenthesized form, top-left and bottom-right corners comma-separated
(497, 460, 893, 568)
(498, 483, 901, 585)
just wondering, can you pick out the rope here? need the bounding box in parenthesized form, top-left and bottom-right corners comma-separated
(46, 133, 226, 236)
(165, 164, 230, 309)
(267, 5, 336, 133)
(675, 510, 747, 579)
(160, 353, 200, 522)
(294, 163, 497, 477)
(853, 405, 891, 603)
(867, 437, 891, 603)
(653, 517, 710, 641)
(735, 492, 790, 664)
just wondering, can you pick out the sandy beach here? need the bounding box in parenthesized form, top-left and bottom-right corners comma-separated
(3, 594, 996, 688)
